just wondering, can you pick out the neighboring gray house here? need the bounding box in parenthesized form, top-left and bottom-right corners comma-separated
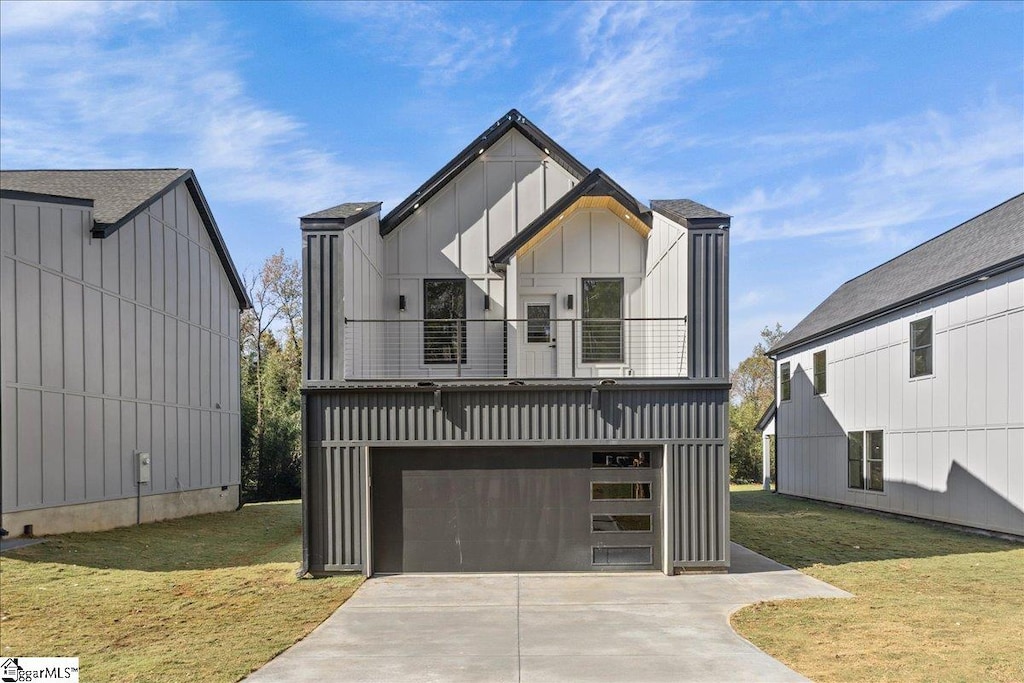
(1, 169, 250, 537)
(769, 194, 1024, 536)
(300, 109, 731, 575)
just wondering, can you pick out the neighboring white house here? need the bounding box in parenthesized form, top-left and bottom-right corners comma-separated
(1, 170, 250, 537)
(769, 194, 1023, 536)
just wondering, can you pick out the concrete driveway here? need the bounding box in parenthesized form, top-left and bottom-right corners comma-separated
(246, 544, 850, 683)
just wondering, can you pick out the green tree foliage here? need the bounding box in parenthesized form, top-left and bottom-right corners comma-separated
(240, 251, 303, 501)
(730, 324, 786, 483)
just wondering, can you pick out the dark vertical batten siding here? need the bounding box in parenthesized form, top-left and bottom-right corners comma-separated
(307, 444, 363, 571)
(687, 228, 729, 380)
(304, 385, 729, 573)
(303, 231, 344, 384)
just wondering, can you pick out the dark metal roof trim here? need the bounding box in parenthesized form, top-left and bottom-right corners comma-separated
(0, 189, 94, 207)
(90, 172, 191, 238)
(93, 172, 250, 308)
(181, 172, 252, 309)
(379, 109, 591, 236)
(755, 401, 776, 432)
(770, 253, 1024, 357)
(489, 168, 652, 266)
(300, 202, 382, 230)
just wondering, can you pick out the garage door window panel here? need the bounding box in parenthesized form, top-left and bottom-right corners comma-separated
(591, 482, 652, 500)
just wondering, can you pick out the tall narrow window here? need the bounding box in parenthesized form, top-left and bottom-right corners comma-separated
(780, 362, 791, 401)
(813, 350, 827, 395)
(910, 317, 933, 378)
(847, 431, 864, 489)
(423, 279, 466, 364)
(581, 278, 623, 363)
(866, 430, 884, 491)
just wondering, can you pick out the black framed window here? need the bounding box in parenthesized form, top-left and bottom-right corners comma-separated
(910, 317, 933, 378)
(780, 362, 791, 401)
(581, 278, 623, 363)
(423, 279, 466, 364)
(847, 431, 864, 489)
(848, 430, 884, 491)
(813, 350, 827, 395)
(866, 430, 884, 492)
(526, 304, 551, 343)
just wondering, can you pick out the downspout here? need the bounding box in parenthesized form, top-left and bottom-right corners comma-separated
(296, 391, 310, 578)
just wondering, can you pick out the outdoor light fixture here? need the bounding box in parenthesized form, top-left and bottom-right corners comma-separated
(483, 294, 490, 310)
(566, 294, 574, 310)
(399, 295, 406, 311)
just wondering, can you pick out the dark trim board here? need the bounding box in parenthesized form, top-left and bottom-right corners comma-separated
(489, 168, 652, 266)
(380, 109, 591, 236)
(0, 189, 94, 207)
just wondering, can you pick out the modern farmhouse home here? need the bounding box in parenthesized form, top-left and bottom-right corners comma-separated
(769, 194, 1023, 536)
(1, 170, 249, 537)
(299, 110, 731, 575)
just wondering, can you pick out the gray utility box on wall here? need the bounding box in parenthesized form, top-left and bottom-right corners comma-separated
(137, 452, 152, 485)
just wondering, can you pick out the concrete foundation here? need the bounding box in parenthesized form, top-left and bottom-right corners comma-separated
(1, 485, 240, 537)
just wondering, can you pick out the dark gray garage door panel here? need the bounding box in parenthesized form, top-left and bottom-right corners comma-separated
(371, 447, 661, 573)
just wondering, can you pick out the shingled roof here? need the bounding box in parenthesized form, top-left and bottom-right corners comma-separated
(0, 169, 190, 230)
(300, 202, 382, 228)
(770, 193, 1024, 356)
(0, 168, 250, 308)
(651, 199, 730, 223)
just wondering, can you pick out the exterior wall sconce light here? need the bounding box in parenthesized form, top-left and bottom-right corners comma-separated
(399, 295, 406, 312)
(566, 294, 574, 310)
(483, 294, 490, 311)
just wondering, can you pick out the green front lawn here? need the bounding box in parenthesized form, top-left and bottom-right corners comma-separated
(730, 486, 1024, 682)
(0, 501, 361, 682)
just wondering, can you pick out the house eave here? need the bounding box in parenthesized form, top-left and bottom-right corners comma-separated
(768, 253, 1024, 358)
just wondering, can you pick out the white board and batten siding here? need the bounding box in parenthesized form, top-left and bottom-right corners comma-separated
(350, 127, 693, 379)
(374, 128, 578, 378)
(776, 266, 1024, 535)
(1, 186, 242, 514)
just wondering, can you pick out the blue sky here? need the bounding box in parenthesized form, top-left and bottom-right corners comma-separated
(2, 0, 1022, 365)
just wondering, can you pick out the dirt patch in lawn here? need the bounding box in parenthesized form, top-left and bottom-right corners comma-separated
(0, 501, 362, 682)
(730, 486, 1024, 682)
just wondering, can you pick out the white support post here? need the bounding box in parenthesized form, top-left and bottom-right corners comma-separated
(762, 435, 772, 491)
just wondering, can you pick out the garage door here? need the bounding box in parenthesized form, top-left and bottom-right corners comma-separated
(371, 446, 662, 573)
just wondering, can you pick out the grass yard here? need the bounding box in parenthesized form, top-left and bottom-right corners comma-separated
(0, 501, 361, 682)
(730, 485, 1024, 682)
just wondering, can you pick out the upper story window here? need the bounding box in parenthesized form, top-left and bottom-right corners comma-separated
(910, 316, 933, 378)
(780, 362, 791, 401)
(423, 279, 466, 364)
(813, 350, 827, 395)
(582, 278, 623, 363)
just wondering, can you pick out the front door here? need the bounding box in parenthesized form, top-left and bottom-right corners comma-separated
(521, 298, 557, 377)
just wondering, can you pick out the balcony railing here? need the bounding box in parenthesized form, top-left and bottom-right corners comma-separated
(343, 317, 687, 380)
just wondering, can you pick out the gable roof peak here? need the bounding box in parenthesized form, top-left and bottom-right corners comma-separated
(379, 108, 590, 235)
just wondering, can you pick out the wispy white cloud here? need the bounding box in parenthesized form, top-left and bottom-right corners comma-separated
(727, 100, 1024, 243)
(312, 2, 517, 86)
(536, 2, 713, 149)
(0, 1, 401, 225)
(913, 1, 970, 25)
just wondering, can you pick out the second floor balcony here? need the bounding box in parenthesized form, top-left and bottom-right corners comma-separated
(342, 317, 687, 381)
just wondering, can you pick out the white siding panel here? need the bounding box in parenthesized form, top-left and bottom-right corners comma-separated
(776, 267, 1023, 535)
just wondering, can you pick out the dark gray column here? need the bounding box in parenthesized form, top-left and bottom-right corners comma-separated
(687, 222, 730, 380)
(302, 227, 345, 385)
